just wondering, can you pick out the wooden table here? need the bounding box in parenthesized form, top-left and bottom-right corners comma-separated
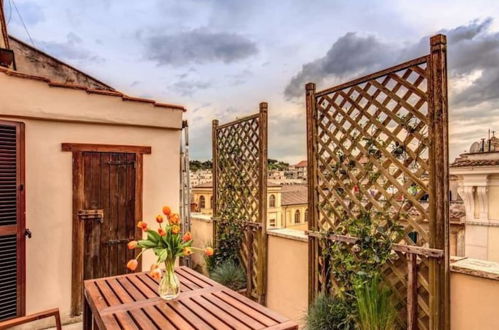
(83, 266, 298, 329)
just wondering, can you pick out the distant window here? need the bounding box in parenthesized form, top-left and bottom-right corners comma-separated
(294, 210, 300, 224)
(269, 218, 276, 227)
(210, 196, 214, 209)
(199, 195, 206, 209)
(269, 194, 276, 208)
(305, 209, 308, 222)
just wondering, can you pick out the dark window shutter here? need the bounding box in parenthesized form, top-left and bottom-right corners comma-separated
(0, 121, 25, 321)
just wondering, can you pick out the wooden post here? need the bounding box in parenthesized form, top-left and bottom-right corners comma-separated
(257, 102, 268, 305)
(428, 34, 449, 330)
(211, 120, 219, 247)
(305, 82, 318, 303)
(407, 253, 418, 330)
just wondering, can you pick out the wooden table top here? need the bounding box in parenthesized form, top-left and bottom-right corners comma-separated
(84, 266, 298, 330)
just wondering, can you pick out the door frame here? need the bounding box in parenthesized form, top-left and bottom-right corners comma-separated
(62, 143, 151, 316)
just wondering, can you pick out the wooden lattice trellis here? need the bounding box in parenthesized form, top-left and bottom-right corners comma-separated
(306, 35, 449, 329)
(212, 103, 268, 304)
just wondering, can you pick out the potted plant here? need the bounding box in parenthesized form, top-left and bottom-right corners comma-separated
(354, 275, 397, 330)
(126, 205, 213, 300)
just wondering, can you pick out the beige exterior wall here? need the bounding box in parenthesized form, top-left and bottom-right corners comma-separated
(192, 188, 214, 215)
(267, 231, 308, 325)
(451, 271, 499, 330)
(190, 215, 214, 273)
(190, 216, 499, 328)
(0, 71, 183, 323)
(282, 204, 308, 230)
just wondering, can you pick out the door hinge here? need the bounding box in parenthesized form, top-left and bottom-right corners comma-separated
(18, 184, 24, 191)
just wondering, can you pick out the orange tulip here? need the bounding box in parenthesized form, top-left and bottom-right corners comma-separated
(171, 225, 180, 234)
(162, 206, 172, 216)
(183, 247, 192, 256)
(156, 215, 164, 223)
(150, 268, 161, 280)
(127, 259, 138, 271)
(204, 247, 214, 257)
(137, 221, 148, 231)
(169, 213, 180, 224)
(158, 228, 166, 236)
(150, 263, 159, 271)
(127, 241, 137, 249)
(182, 232, 192, 242)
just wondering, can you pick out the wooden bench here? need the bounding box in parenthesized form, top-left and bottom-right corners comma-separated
(0, 308, 61, 329)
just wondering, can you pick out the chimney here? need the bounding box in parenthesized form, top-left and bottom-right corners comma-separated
(0, 0, 15, 69)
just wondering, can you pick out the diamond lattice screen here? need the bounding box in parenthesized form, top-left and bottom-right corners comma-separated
(309, 54, 445, 329)
(213, 113, 267, 303)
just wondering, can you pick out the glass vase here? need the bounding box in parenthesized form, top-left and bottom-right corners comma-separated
(158, 258, 180, 300)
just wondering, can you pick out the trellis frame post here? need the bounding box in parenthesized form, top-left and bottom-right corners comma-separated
(211, 119, 219, 247)
(305, 82, 319, 303)
(428, 34, 450, 330)
(257, 102, 268, 304)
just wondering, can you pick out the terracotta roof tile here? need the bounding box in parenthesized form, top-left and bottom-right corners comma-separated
(193, 180, 281, 189)
(450, 159, 499, 167)
(281, 184, 307, 206)
(0, 66, 186, 112)
(293, 160, 307, 168)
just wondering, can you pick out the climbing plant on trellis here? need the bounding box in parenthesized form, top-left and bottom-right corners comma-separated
(212, 103, 268, 304)
(306, 35, 449, 329)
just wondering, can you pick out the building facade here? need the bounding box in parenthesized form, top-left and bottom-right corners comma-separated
(0, 5, 185, 323)
(191, 182, 308, 229)
(451, 146, 499, 262)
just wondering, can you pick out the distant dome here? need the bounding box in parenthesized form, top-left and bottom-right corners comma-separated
(470, 141, 481, 153)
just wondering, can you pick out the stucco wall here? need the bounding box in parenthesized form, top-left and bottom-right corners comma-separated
(267, 230, 308, 326)
(0, 70, 183, 325)
(1, 117, 181, 322)
(451, 271, 499, 330)
(190, 215, 214, 272)
(190, 217, 499, 329)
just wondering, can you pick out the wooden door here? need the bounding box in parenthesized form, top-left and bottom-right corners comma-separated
(81, 152, 138, 280)
(0, 120, 25, 321)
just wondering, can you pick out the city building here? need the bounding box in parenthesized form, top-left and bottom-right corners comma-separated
(285, 160, 307, 181)
(191, 181, 308, 229)
(450, 133, 499, 262)
(189, 169, 212, 187)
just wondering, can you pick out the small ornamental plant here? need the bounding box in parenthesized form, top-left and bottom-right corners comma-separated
(126, 205, 214, 300)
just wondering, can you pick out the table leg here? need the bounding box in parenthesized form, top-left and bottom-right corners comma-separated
(83, 295, 92, 330)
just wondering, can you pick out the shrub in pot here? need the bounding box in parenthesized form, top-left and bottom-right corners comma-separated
(354, 275, 397, 330)
(209, 261, 246, 291)
(306, 294, 356, 330)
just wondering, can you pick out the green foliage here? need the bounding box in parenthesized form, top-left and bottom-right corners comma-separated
(306, 294, 356, 330)
(268, 159, 289, 171)
(137, 228, 192, 263)
(323, 211, 404, 298)
(213, 216, 244, 267)
(190, 160, 213, 172)
(355, 275, 397, 330)
(210, 261, 246, 291)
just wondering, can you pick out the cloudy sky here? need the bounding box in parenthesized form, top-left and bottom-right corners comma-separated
(4, 0, 499, 163)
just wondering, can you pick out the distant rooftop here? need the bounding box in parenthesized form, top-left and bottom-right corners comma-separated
(193, 180, 281, 188)
(293, 160, 307, 168)
(281, 184, 307, 206)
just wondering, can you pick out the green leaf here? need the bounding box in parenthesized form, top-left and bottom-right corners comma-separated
(158, 249, 169, 262)
(138, 240, 157, 249)
(146, 229, 161, 243)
